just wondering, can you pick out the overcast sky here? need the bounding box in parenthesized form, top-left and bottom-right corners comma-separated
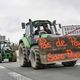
(0, 0, 80, 43)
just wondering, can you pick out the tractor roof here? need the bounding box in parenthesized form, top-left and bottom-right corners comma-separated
(26, 20, 52, 27)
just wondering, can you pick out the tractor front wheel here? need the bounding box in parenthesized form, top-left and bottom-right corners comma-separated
(9, 52, 17, 62)
(12, 52, 17, 62)
(30, 46, 42, 69)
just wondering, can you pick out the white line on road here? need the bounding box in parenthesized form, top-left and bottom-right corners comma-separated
(8, 72, 32, 80)
(0, 66, 5, 69)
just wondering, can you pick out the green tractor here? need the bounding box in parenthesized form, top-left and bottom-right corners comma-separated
(0, 40, 17, 63)
(19, 19, 80, 69)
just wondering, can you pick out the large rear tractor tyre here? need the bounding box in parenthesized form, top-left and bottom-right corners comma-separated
(19, 43, 31, 67)
(62, 60, 77, 67)
(0, 54, 2, 63)
(30, 46, 42, 69)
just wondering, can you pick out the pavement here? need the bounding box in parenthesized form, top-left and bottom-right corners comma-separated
(0, 60, 80, 80)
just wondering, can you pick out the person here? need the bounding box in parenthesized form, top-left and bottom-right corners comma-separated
(35, 29, 39, 35)
(34, 27, 40, 35)
(43, 24, 52, 34)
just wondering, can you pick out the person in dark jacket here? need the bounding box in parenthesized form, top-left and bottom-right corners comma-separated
(43, 25, 52, 34)
(35, 29, 39, 35)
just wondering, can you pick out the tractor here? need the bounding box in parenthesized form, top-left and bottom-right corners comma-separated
(19, 19, 80, 69)
(0, 37, 17, 63)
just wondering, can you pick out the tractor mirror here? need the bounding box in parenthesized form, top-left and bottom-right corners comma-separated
(21, 23, 25, 29)
(59, 24, 61, 28)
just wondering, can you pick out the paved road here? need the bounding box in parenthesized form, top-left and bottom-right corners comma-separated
(0, 60, 80, 80)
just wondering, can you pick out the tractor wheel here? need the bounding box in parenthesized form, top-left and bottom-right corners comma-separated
(9, 58, 12, 62)
(12, 52, 17, 62)
(19, 43, 31, 67)
(62, 60, 77, 67)
(9, 52, 17, 62)
(0, 54, 2, 63)
(30, 46, 42, 69)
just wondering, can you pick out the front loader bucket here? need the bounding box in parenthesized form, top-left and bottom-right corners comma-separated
(38, 35, 80, 64)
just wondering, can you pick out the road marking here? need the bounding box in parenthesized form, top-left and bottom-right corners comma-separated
(9, 72, 32, 80)
(0, 66, 5, 69)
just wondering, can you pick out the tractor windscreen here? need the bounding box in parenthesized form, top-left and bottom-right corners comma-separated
(32, 21, 52, 35)
(0, 42, 10, 49)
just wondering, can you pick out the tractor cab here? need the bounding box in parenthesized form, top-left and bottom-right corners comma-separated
(21, 19, 61, 42)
